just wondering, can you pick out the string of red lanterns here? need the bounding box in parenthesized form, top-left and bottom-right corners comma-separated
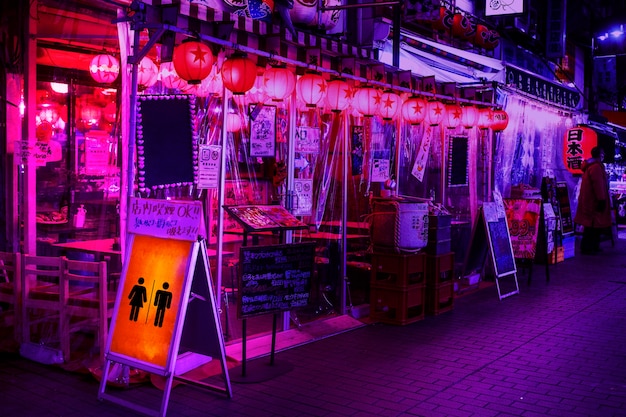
(87, 46, 510, 131)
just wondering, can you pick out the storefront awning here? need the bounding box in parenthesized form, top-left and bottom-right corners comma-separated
(379, 32, 505, 84)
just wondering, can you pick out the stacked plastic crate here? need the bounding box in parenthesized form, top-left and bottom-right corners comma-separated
(369, 252, 426, 325)
(425, 215, 455, 315)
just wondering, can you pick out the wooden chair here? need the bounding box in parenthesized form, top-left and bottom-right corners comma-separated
(60, 258, 114, 363)
(21, 255, 65, 359)
(0, 251, 22, 343)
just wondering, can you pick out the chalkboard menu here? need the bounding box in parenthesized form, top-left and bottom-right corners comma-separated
(486, 215, 517, 276)
(136, 95, 196, 190)
(448, 136, 469, 187)
(556, 182, 573, 234)
(238, 242, 316, 318)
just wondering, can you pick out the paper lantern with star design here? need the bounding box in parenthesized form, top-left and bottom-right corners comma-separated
(296, 72, 327, 107)
(325, 79, 352, 112)
(137, 57, 158, 88)
(445, 104, 462, 129)
(378, 90, 402, 120)
(172, 40, 214, 85)
(354, 86, 381, 117)
(264, 65, 296, 102)
(401, 96, 427, 125)
(461, 105, 478, 128)
(426, 100, 446, 126)
(477, 108, 494, 129)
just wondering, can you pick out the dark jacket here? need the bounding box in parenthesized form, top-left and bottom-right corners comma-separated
(574, 158, 612, 228)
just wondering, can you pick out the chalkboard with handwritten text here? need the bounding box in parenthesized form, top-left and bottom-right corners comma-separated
(238, 243, 315, 318)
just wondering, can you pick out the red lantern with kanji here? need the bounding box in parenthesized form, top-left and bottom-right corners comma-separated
(445, 103, 462, 129)
(563, 126, 597, 174)
(426, 100, 445, 126)
(353, 86, 381, 117)
(491, 110, 509, 132)
(89, 54, 119, 84)
(264, 65, 296, 102)
(452, 13, 475, 40)
(172, 40, 214, 85)
(297, 72, 327, 107)
(378, 90, 401, 120)
(401, 96, 427, 125)
(431, 7, 453, 32)
(475, 25, 500, 50)
(325, 78, 352, 112)
(461, 105, 478, 128)
(221, 53, 258, 95)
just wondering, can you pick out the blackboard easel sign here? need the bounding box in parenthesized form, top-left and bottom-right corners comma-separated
(462, 202, 519, 300)
(232, 242, 315, 382)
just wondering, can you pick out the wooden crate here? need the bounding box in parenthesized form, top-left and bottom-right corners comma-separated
(425, 252, 454, 286)
(426, 282, 454, 315)
(370, 284, 425, 325)
(371, 252, 425, 288)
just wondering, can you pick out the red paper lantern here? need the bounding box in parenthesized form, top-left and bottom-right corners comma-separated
(296, 72, 327, 107)
(243, 71, 269, 105)
(225, 113, 243, 133)
(172, 40, 214, 85)
(353, 86, 381, 117)
(491, 109, 509, 132)
(445, 104, 462, 129)
(452, 13, 475, 40)
(159, 62, 188, 90)
(477, 108, 494, 129)
(325, 79, 352, 112)
(475, 25, 500, 50)
(221, 53, 257, 95)
(264, 66, 296, 102)
(89, 54, 119, 84)
(426, 100, 445, 126)
(401, 96, 427, 125)
(563, 126, 597, 174)
(431, 7, 453, 32)
(378, 90, 402, 120)
(461, 105, 478, 128)
(137, 57, 158, 88)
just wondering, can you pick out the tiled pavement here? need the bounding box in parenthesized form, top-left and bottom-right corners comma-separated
(2, 238, 626, 417)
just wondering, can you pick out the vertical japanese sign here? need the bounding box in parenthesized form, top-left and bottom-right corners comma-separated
(197, 144, 221, 189)
(293, 178, 313, 216)
(412, 127, 432, 181)
(249, 104, 276, 157)
(563, 126, 596, 174)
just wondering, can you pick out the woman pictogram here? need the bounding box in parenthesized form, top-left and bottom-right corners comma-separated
(128, 277, 147, 321)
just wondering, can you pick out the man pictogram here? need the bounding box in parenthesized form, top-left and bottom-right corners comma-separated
(154, 282, 172, 328)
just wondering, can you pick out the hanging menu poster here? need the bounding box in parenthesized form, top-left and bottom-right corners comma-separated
(249, 104, 276, 157)
(556, 182, 573, 234)
(503, 198, 542, 259)
(293, 179, 313, 216)
(295, 126, 321, 154)
(239, 242, 316, 318)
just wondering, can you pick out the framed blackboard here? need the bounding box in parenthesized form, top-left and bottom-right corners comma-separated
(238, 242, 315, 318)
(136, 95, 197, 191)
(556, 182, 573, 234)
(486, 215, 517, 276)
(448, 136, 469, 187)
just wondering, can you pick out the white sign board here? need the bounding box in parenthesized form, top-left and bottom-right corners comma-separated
(197, 144, 221, 189)
(485, 0, 524, 16)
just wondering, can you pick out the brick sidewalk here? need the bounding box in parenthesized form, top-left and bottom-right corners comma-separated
(2, 238, 626, 416)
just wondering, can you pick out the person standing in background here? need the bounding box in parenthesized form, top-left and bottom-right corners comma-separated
(574, 146, 612, 254)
